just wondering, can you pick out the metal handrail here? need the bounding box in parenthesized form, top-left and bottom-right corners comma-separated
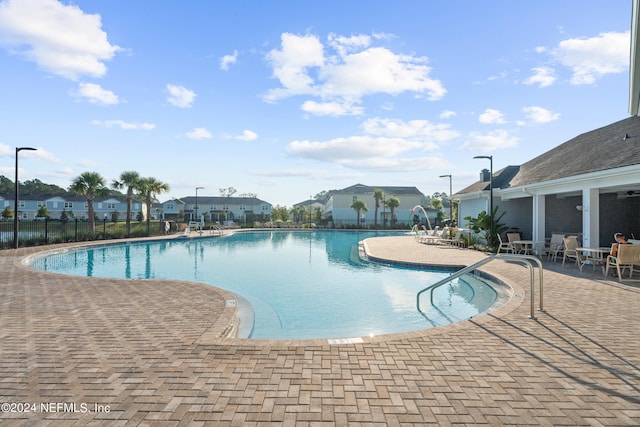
(416, 254, 544, 319)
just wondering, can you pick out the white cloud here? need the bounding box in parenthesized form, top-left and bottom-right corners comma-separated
(458, 130, 519, 152)
(264, 32, 446, 115)
(552, 31, 629, 85)
(361, 117, 458, 143)
(522, 66, 556, 88)
(166, 84, 196, 108)
(92, 120, 155, 130)
(0, 0, 120, 80)
(522, 106, 560, 123)
(220, 50, 238, 71)
(236, 130, 258, 141)
(73, 83, 119, 105)
(478, 109, 506, 124)
(439, 110, 456, 119)
(185, 128, 212, 139)
(287, 135, 421, 163)
(301, 100, 364, 116)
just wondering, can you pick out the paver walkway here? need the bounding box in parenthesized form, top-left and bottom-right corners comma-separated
(0, 234, 639, 426)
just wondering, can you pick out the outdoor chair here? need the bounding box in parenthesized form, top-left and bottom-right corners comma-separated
(562, 236, 581, 268)
(605, 244, 640, 282)
(546, 233, 565, 262)
(507, 232, 522, 253)
(497, 234, 514, 254)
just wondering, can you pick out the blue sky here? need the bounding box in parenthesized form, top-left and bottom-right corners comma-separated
(0, 0, 633, 207)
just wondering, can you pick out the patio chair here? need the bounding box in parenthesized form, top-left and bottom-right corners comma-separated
(421, 227, 448, 245)
(605, 244, 640, 282)
(441, 228, 465, 247)
(561, 236, 581, 268)
(507, 232, 522, 253)
(497, 234, 514, 254)
(546, 233, 565, 262)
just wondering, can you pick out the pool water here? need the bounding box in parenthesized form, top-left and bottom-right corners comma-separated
(28, 231, 499, 340)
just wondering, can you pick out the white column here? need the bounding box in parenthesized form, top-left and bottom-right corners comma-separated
(532, 194, 545, 242)
(582, 188, 600, 248)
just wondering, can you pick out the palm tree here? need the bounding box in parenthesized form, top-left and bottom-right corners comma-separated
(112, 171, 141, 237)
(137, 177, 170, 234)
(372, 189, 384, 229)
(386, 196, 400, 227)
(69, 171, 110, 233)
(350, 199, 368, 228)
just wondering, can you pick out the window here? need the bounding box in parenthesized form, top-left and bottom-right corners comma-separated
(107, 203, 116, 209)
(65, 202, 73, 208)
(18, 201, 25, 208)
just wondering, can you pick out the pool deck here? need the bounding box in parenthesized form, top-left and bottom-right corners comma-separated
(1, 232, 639, 425)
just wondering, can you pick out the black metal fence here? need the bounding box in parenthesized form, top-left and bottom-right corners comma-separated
(0, 218, 173, 250)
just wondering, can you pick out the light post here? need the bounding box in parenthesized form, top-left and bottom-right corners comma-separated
(14, 147, 37, 249)
(309, 196, 312, 227)
(195, 186, 204, 222)
(439, 174, 452, 225)
(473, 155, 493, 248)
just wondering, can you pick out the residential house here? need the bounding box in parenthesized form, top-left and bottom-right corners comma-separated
(163, 196, 272, 224)
(456, 116, 640, 247)
(324, 184, 427, 227)
(1, 193, 144, 221)
(290, 199, 325, 223)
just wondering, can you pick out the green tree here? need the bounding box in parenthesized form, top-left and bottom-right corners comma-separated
(350, 199, 368, 228)
(137, 177, 170, 233)
(386, 196, 400, 226)
(36, 205, 50, 219)
(69, 172, 110, 233)
(373, 189, 384, 229)
(2, 205, 14, 220)
(463, 205, 508, 250)
(112, 171, 141, 236)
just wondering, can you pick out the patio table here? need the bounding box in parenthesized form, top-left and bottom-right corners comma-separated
(513, 240, 545, 256)
(576, 247, 610, 273)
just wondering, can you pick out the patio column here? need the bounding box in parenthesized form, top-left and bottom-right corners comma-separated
(582, 188, 600, 248)
(531, 194, 545, 242)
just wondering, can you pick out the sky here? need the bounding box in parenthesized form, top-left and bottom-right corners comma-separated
(0, 0, 634, 207)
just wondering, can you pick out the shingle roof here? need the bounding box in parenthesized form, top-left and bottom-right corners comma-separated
(456, 115, 640, 195)
(455, 166, 520, 195)
(334, 184, 424, 196)
(510, 115, 640, 187)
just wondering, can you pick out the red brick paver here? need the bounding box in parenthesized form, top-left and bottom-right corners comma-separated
(1, 235, 639, 426)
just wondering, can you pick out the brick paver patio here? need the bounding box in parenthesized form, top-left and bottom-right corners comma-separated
(1, 234, 638, 425)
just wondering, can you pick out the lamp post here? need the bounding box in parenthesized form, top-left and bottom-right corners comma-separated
(309, 196, 312, 227)
(439, 174, 452, 225)
(14, 147, 37, 249)
(473, 155, 493, 247)
(195, 186, 204, 222)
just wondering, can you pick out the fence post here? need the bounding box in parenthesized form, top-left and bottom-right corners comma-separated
(75, 218, 79, 241)
(45, 218, 49, 244)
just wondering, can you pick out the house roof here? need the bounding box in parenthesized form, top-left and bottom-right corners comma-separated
(455, 166, 520, 195)
(334, 184, 424, 196)
(508, 116, 640, 188)
(177, 196, 271, 205)
(456, 115, 640, 195)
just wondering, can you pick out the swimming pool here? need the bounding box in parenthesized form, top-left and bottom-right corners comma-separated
(28, 230, 500, 340)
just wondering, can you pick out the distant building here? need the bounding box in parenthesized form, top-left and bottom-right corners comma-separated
(324, 184, 427, 227)
(162, 196, 272, 224)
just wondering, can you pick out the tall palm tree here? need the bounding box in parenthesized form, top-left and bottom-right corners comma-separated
(386, 196, 400, 227)
(372, 189, 384, 229)
(69, 171, 110, 233)
(350, 199, 368, 228)
(112, 171, 141, 237)
(137, 177, 170, 234)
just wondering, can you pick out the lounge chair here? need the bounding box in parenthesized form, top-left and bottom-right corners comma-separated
(546, 233, 565, 262)
(497, 234, 514, 254)
(441, 228, 465, 247)
(421, 227, 448, 244)
(562, 236, 581, 268)
(605, 244, 640, 281)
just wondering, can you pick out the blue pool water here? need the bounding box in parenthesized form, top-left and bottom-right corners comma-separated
(28, 231, 499, 340)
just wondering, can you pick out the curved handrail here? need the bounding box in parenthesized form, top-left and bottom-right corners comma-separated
(416, 254, 543, 319)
